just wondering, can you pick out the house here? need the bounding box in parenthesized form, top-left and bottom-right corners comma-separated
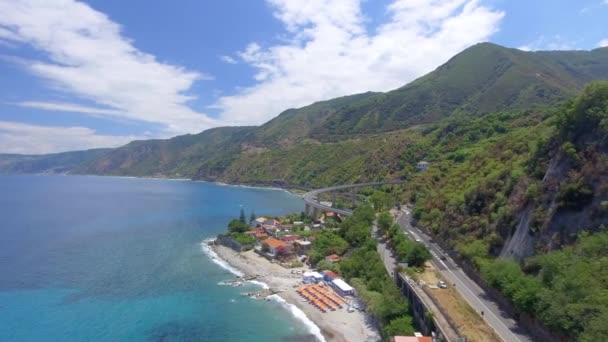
(322, 270, 338, 282)
(294, 240, 312, 255)
(255, 217, 268, 224)
(263, 219, 281, 227)
(416, 161, 430, 171)
(245, 227, 264, 236)
(325, 254, 341, 263)
(324, 211, 343, 222)
(331, 278, 354, 296)
(303, 271, 325, 284)
(262, 237, 291, 256)
(281, 235, 301, 243)
(392, 335, 432, 342)
(252, 217, 267, 227)
(254, 232, 269, 240)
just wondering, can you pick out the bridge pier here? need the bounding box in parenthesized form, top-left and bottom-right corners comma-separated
(304, 203, 321, 219)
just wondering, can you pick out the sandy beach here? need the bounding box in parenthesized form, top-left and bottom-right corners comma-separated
(210, 244, 381, 342)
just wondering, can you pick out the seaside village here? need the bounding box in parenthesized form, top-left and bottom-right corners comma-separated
(212, 209, 432, 342)
(215, 211, 360, 307)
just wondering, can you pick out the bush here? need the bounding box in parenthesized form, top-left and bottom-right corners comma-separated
(228, 219, 250, 234)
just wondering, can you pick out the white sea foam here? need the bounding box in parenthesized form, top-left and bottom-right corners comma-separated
(201, 239, 323, 341)
(247, 280, 269, 290)
(200, 239, 243, 277)
(267, 294, 326, 342)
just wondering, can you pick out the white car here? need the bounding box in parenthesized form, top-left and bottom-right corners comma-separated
(438, 281, 447, 289)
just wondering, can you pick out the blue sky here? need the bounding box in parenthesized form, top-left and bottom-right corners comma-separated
(0, 0, 607, 154)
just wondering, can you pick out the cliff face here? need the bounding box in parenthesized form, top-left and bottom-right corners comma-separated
(500, 82, 608, 259)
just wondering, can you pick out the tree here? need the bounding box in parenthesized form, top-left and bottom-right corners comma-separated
(316, 259, 340, 273)
(239, 207, 246, 223)
(406, 243, 432, 267)
(228, 219, 249, 234)
(370, 191, 392, 211)
(377, 211, 393, 235)
(249, 211, 256, 224)
(382, 316, 415, 338)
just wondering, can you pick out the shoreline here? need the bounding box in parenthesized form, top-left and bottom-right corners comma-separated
(15, 173, 306, 197)
(201, 239, 381, 342)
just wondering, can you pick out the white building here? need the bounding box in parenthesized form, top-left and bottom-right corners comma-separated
(331, 278, 355, 296)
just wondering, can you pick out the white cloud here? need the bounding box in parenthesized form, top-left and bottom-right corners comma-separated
(0, 121, 139, 154)
(220, 55, 238, 64)
(17, 101, 126, 117)
(598, 39, 608, 48)
(0, 0, 220, 135)
(518, 35, 578, 52)
(214, 0, 504, 125)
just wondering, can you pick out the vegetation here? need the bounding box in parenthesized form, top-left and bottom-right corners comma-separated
(4, 44, 608, 187)
(477, 230, 608, 341)
(308, 231, 348, 264)
(228, 232, 256, 247)
(335, 207, 415, 340)
(227, 219, 249, 234)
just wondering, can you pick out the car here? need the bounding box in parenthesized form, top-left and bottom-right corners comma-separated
(439, 255, 447, 261)
(438, 281, 447, 289)
(415, 238, 422, 242)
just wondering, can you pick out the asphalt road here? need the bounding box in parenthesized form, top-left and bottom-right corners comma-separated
(397, 208, 533, 342)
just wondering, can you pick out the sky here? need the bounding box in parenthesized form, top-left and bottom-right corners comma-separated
(0, 0, 607, 154)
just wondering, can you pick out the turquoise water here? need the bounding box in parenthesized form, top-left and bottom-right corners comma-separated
(0, 175, 315, 342)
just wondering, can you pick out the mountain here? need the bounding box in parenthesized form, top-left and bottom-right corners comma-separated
(76, 126, 255, 178)
(1, 43, 607, 184)
(0, 149, 110, 174)
(320, 43, 608, 134)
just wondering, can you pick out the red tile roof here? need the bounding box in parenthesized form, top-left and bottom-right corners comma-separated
(323, 270, 338, 280)
(325, 254, 341, 263)
(281, 235, 301, 242)
(264, 237, 290, 248)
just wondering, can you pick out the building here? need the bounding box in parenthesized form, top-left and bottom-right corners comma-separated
(392, 335, 432, 342)
(303, 271, 324, 284)
(244, 227, 264, 236)
(322, 270, 338, 282)
(281, 235, 301, 243)
(254, 232, 269, 240)
(262, 237, 291, 256)
(331, 278, 354, 296)
(294, 240, 312, 255)
(416, 161, 430, 171)
(325, 254, 341, 263)
(263, 219, 281, 227)
(253, 217, 267, 227)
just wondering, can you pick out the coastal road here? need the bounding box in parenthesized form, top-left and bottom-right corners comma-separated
(397, 208, 533, 342)
(302, 180, 403, 216)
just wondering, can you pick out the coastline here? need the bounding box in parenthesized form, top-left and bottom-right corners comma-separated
(22, 173, 307, 197)
(201, 239, 381, 342)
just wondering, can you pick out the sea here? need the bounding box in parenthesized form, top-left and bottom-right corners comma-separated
(0, 175, 322, 342)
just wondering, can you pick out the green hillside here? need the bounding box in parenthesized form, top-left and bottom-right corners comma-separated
(1, 43, 607, 185)
(322, 43, 608, 134)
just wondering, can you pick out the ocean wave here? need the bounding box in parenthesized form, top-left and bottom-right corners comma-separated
(201, 240, 324, 341)
(200, 239, 243, 277)
(267, 294, 325, 342)
(200, 239, 268, 288)
(247, 280, 270, 290)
